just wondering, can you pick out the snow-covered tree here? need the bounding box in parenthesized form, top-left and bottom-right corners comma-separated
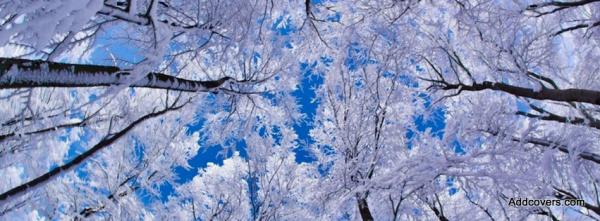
(0, 0, 305, 219)
(415, 0, 600, 219)
(2, 0, 600, 220)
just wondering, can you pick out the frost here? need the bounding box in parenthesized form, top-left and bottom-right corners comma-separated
(0, 166, 24, 193)
(1, 0, 600, 220)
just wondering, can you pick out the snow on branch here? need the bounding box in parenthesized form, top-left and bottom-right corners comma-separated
(0, 57, 232, 92)
(0, 97, 190, 204)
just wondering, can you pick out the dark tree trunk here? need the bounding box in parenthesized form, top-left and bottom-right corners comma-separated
(429, 206, 449, 221)
(441, 81, 600, 105)
(357, 197, 374, 221)
(0, 58, 230, 92)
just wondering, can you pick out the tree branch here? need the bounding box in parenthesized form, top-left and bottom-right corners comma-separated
(0, 101, 188, 203)
(516, 106, 600, 130)
(554, 187, 600, 216)
(438, 81, 600, 106)
(480, 129, 600, 164)
(0, 58, 231, 92)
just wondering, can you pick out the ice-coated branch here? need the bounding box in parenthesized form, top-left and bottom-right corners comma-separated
(481, 130, 600, 165)
(0, 58, 231, 92)
(446, 81, 600, 105)
(0, 100, 189, 203)
(78, 170, 158, 218)
(527, 0, 600, 10)
(524, 137, 600, 165)
(98, 1, 224, 37)
(553, 20, 600, 36)
(525, 0, 600, 17)
(422, 51, 600, 106)
(426, 196, 449, 221)
(422, 74, 600, 106)
(516, 104, 600, 130)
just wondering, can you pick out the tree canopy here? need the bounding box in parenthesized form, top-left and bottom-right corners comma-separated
(1, 0, 600, 220)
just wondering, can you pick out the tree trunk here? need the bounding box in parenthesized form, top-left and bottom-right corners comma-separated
(357, 197, 374, 221)
(442, 81, 600, 105)
(0, 58, 230, 92)
(429, 206, 449, 221)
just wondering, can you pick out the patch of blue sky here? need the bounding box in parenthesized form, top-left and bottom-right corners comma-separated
(164, 41, 190, 73)
(447, 29, 454, 41)
(452, 139, 465, 155)
(260, 90, 279, 106)
(327, 12, 341, 22)
(89, 25, 145, 66)
(88, 93, 98, 102)
(412, 208, 423, 217)
(129, 138, 170, 205)
(339, 212, 352, 221)
(252, 51, 262, 65)
(259, 125, 283, 146)
(184, 116, 204, 137)
(317, 160, 334, 176)
(398, 74, 419, 88)
(405, 93, 446, 147)
(516, 99, 531, 112)
(63, 127, 92, 157)
(132, 137, 146, 162)
(272, 15, 296, 36)
(446, 177, 458, 196)
(64, 90, 88, 120)
(292, 61, 324, 163)
(321, 55, 334, 66)
(136, 180, 167, 205)
(415, 64, 425, 73)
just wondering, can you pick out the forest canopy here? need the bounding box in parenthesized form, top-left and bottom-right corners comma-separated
(0, 0, 600, 220)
